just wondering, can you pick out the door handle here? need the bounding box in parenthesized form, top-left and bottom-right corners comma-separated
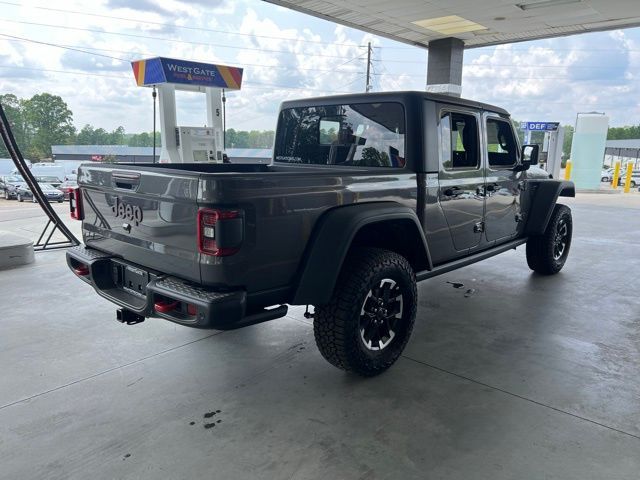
(443, 187, 464, 196)
(112, 171, 141, 190)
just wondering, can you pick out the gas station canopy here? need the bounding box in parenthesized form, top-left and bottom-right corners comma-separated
(264, 0, 640, 48)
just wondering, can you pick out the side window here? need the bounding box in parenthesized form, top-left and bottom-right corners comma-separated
(486, 118, 518, 168)
(440, 112, 479, 170)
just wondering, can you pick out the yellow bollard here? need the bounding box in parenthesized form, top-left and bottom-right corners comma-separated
(564, 160, 572, 180)
(611, 162, 621, 189)
(623, 162, 633, 193)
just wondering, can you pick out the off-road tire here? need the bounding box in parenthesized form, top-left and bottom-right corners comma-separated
(526, 203, 572, 275)
(313, 248, 417, 376)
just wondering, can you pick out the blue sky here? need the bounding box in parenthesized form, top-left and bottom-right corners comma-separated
(1, 0, 640, 133)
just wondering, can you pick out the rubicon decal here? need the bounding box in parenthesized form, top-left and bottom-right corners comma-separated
(112, 197, 143, 226)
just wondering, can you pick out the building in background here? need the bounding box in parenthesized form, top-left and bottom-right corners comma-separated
(604, 139, 640, 169)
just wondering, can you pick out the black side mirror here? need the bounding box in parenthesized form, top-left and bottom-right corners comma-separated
(519, 144, 539, 171)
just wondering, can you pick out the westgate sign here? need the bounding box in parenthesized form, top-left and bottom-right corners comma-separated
(131, 57, 243, 90)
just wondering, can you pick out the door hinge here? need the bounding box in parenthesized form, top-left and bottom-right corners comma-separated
(474, 221, 485, 233)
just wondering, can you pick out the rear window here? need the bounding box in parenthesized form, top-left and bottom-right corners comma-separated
(274, 102, 406, 168)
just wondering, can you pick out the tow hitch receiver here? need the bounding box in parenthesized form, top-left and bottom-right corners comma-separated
(116, 308, 145, 325)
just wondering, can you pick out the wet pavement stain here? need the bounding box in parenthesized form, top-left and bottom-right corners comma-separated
(202, 409, 223, 429)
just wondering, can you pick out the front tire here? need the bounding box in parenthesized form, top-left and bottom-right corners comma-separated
(313, 248, 417, 376)
(17, 194, 23, 202)
(526, 204, 572, 275)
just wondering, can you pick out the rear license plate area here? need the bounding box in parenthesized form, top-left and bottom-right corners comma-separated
(111, 259, 155, 297)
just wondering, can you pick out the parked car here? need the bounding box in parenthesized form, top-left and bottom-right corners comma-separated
(34, 175, 63, 188)
(58, 180, 78, 200)
(617, 170, 640, 188)
(601, 168, 615, 182)
(16, 183, 64, 203)
(0, 175, 25, 199)
(67, 91, 575, 377)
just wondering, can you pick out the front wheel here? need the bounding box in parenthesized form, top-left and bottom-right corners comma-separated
(631, 180, 637, 188)
(17, 194, 23, 202)
(526, 204, 572, 275)
(313, 248, 417, 376)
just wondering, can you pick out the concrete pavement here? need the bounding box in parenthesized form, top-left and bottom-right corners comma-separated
(0, 194, 638, 479)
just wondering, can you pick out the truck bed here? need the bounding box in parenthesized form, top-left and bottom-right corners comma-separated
(76, 161, 417, 306)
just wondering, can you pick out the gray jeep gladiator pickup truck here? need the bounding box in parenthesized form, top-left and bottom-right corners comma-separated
(67, 91, 574, 376)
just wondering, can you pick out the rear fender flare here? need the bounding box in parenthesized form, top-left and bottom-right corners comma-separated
(292, 202, 431, 306)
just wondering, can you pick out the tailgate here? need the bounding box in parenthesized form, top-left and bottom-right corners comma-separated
(78, 165, 201, 283)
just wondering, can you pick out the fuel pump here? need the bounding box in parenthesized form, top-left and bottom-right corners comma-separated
(522, 121, 564, 178)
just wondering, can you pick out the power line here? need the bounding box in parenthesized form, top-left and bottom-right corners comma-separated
(0, 65, 358, 94)
(340, 73, 366, 89)
(0, 0, 370, 48)
(0, 33, 127, 62)
(1, 35, 366, 75)
(5, 59, 608, 83)
(0, 18, 365, 59)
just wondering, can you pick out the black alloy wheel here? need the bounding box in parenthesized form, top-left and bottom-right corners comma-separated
(359, 278, 403, 351)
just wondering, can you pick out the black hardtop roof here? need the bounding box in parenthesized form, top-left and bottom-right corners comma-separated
(280, 90, 509, 116)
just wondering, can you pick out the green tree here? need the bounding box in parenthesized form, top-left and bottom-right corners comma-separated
(0, 94, 27, 157)
(562, 125, 574, 160)
(225, 128, 275, 148)
(109, 126, 126, 145)
(607, 124, 640, 140)
(92, 128, 110, 144)
(22, 93, 75, 159)
(76, 124, 96, 144)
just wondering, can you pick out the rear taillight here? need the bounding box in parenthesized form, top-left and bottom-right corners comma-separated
(73, 264, 90, 276)
(197, 208, 242, 256)
(154, 298, 179, 313)
(69, 187, 84, 220)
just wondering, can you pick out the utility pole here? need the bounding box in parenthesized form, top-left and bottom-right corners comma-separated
(365, 42, 372, 93)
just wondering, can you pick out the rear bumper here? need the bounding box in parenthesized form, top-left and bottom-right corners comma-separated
(66, 245, 285, 329)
